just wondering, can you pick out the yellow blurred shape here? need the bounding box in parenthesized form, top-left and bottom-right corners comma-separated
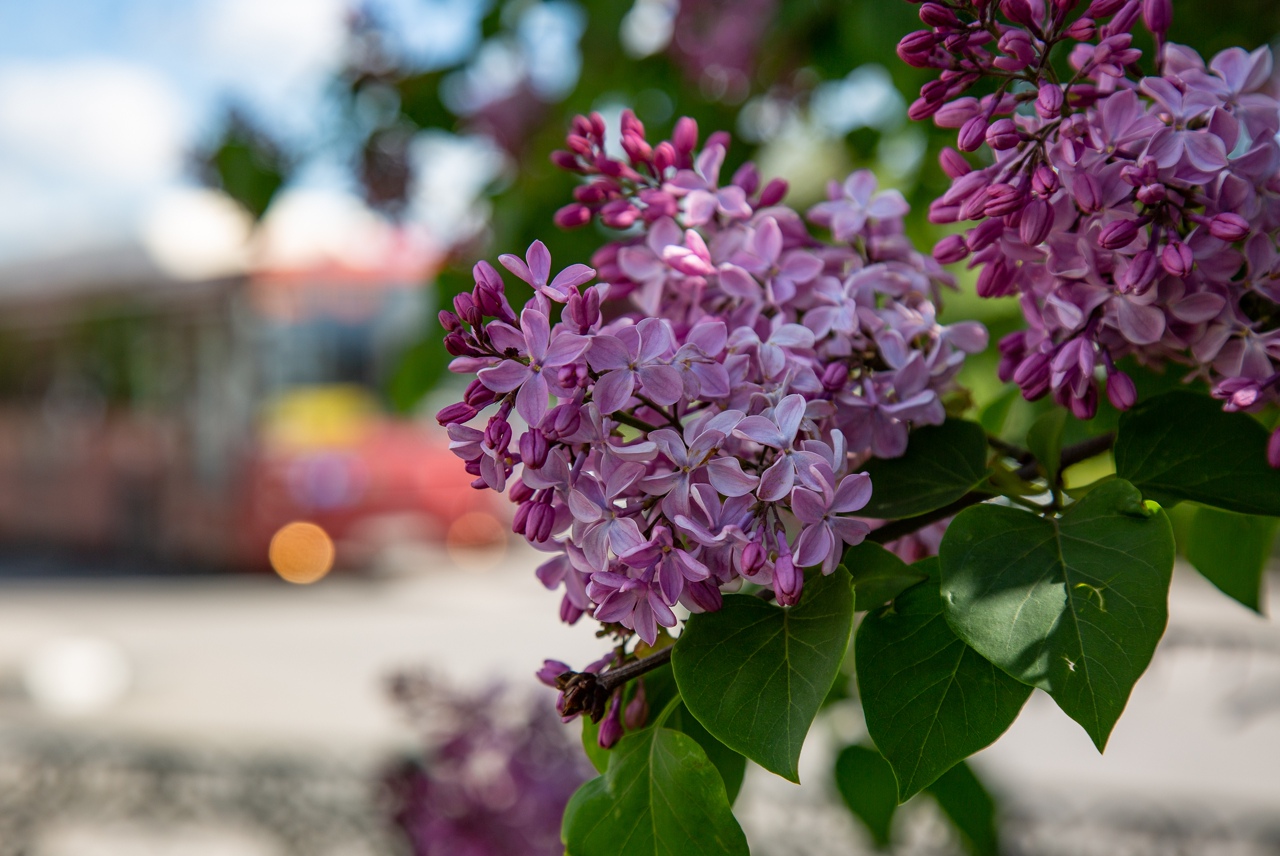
(263, 385, 378, 449)
(269, 521, 336, 584)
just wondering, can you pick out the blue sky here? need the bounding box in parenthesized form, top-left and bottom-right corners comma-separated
(0, 0, 493, 262)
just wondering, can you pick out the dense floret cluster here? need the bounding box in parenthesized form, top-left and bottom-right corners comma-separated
(436, 111, 986, 646)
(902, 0, 1280, 446)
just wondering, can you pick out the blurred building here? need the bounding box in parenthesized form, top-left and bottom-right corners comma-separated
(0, 188, 497, 573)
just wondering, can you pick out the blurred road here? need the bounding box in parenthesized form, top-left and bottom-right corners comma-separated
(0, 547, 1276, 855)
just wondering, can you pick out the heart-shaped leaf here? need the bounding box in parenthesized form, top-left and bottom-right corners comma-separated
(857, 559, 1031, 799)
(860, 420, 990, 519)
(672, 567, 854, 782)
(926, 762, 999, 856)
(1185, 505, 1276, 613)
(841, 541, 928, 612)
(833, 743, 899, 847)
(939, 479, 1175, 750)
(562, 727, 748, 856)
(1115, 391, 1280, 515)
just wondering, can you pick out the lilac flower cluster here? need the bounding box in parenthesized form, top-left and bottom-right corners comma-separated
(900, 0, 1280, 448)
(437, 111, 986, 649)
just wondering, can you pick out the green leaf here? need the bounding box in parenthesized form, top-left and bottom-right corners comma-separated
(580, 717, 609, 774)
(926, 762, 998, 856)
(582, 667, 745, 802)
(1026, 408, 1067, 486)
(833, 743, 899, 848)
(1115, 391, 1280, 515)
(562, 727, 749, 856)
(1185, 505, 1277, 613)
(939, 479, 1175, 750)
(860, 420, 990, 519)
(672, 567, 855, 782)
(856, 559, 1031, 800)
(667, 705, 747, 804)
(841, 541, 929, 612)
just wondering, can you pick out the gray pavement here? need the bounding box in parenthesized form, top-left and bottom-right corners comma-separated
(0, 545, 1276, 854)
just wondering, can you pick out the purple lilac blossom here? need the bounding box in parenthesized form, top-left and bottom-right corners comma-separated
(902, 0, 1280, 456)
(436, 110, 986, 725)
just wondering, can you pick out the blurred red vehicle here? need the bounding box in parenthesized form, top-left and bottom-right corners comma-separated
(0, 203, 499, 573)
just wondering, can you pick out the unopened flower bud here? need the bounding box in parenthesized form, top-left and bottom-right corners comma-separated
(598, 692, 624, 748)
(986, 118, 1021, 150)
(624, 681, 649, 730)
(1268, 426, 1280, 469)
(984, 183, 1023, 217)
(1161, 241, 1194, 277)
(1087, 0, 1127, 15)
(935, 97, 980, 128)
(554, 203, 592, 229)
(1000, 0, 1037, 27)
(1098, 218, 1140, 249)
(773, 550, 802, 606)
(536, 659, 572, 688)
(672, 117, 698, 155)
(1033, 165, 1060, 197)
(520, 429, 550, 470)
(1073, 174, 1102, 212)
(1120, 249, 1157, 292)
(1019, 199, 1055, 245)
(933, 233, 971, 263)
(897, 30, 939, 67)
(939, 147, 972, 178)
(1036, 83, 1064, 119)
(652, 141, 676, 173)
(759, 178, 789, 207)
(1064, 16, 1096, 39)
(435, 401, 476, 426)
(1106, 371, 1137, 410)
(919, 2, 959, 27)
(1141, 0, 1171, 34)
(1208, 213, 1249, 242)
(958, 115, 989, 152)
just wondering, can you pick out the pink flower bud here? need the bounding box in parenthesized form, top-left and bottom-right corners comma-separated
(919, 2, 960, 27)
(1107, 371, 1137, 410)
(968, 217, 1005, 251)
(672, 117, 698, 154)
(1141, 0, 1171, 34)
(897, 30, 939, 67)
(977, 259, 1016, 297)
(935, 97, 980, 128)
(1019, 199, 1055, 245)
(958, 115, 990, 152)
(984, 182, 1023, 217)
(1086, 0, 1126, 15)
(1161, 241, 1194, 277)
(1000, 0, 1037, 27)
(759, 178, 789, 207)
(939, 147, 972, 178)
(1098, 218, 1140, 249)
(986, 118, 1020, 150)
(1208, 212, 1250, 242)
(1120, 249, 1157, 292)
(1064, 16, 1096, 39)
(1032, 165, 1060, 196)
(550, 150, 582, 172)
(1072, 174, 1102, 213)
(934, 234, 971, 263)
(624, 681, 649, 730)
(652, 141, 676, 173)
(1036, 83, 1064, 119)
(554, 203, 592, 229)
(598, 693, 624, 748)
(435, 401, 477, 426)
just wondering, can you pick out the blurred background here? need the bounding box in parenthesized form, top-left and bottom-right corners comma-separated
(0, 1, 1279, 854)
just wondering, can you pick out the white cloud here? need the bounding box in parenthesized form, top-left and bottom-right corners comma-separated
(199, 0, 347, 128)
(0, 58, 186, 185)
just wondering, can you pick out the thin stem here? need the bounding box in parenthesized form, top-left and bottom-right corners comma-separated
(613, 411, 662, 433)
(597, 645, 673, 693)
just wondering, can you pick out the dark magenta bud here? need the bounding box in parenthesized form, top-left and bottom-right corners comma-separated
(933, 233, 971, 263)
(598, 693, 624, 747)
(554, 203, 592, 229)
(897, 30, 939, 67)
(435, 401, 476, 426)
(519, 429, 550, 469)
(1036, 83, 1064, 119)
(1141, 0, 1171, 34)
(1107, 371, 1137, 410)
(919, 2, 960, 27)
(939, 147, 972, 178)
(624, 681, 649, 730)
(1086, 0, 1126, 15)
(1098, 218, 1140, 249)
(759, 178, 789, 207)
(958, 115, 989, 152)
(986, 118, 1021, 150)
(1019, 199, 1055, 245)
(1072, 174, 1102, 213)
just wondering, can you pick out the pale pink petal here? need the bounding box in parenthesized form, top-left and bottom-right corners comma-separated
(526, 240, 552, 285)
(832, 473, 872, 513)
(707, 458, 758, 496)
(795, 524, 835, 570)
(515, 371, 549, 427)
(477, 360, 530, 393)
(757, 457, 794, 502)
(637, 364, 683, 405)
